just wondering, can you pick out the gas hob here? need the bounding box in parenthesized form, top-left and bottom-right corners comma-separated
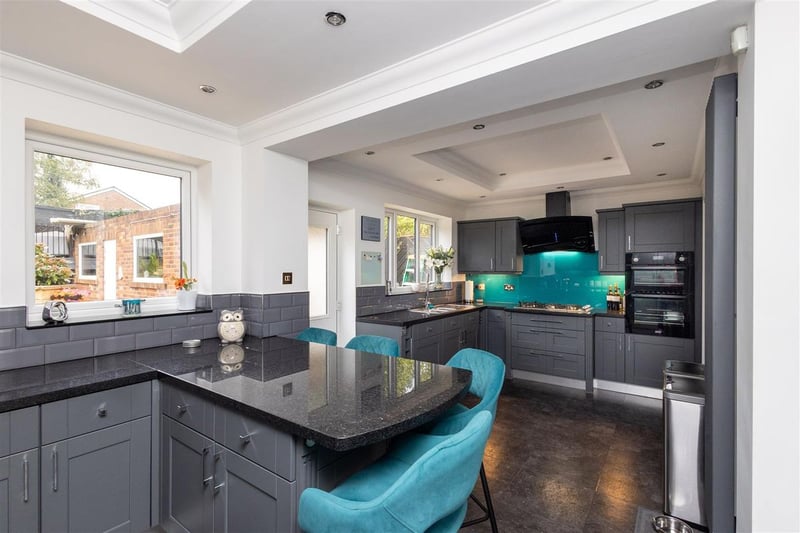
(514, 301, 593, 315)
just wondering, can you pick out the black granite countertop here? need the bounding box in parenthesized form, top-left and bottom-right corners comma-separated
(0, 336, 472, 452)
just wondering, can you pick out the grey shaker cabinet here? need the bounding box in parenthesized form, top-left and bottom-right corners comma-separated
(596, 209, 625, 273)
(457, 218, 523, 273)
(484, 310, 508, 369)
(624, 201, 698, 252)
(624, 334, 696, 388)
(41, 418, 151, 533)
(0, 449, 39, 533)
(39, 382, 152, 533)
(593, 317, 625, 382)
(161, 416, 214, 533)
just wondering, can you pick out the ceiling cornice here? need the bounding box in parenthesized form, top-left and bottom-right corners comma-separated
(413, 149, 499, 191)
(0, 52, 239, 144)
(60, 0, 251, 53)
(238, 0, 716, 148)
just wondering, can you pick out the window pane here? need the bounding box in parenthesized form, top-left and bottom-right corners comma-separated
(308, 226, 327, 318)
(33, 150, 181, 303)
(419, 222, 434, 276)
(396, 215, 416, 285)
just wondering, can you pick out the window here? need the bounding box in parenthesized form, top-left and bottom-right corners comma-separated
(28, 135, 191, 317)
(78, 243, 97, 279)
(133, 234, 164, 282)
(384, 209, 437, 293)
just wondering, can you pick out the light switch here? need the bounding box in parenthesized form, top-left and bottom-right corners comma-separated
(282, 272, 293, 284)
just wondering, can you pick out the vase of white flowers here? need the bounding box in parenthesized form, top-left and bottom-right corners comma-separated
(425, 245, 455, 289)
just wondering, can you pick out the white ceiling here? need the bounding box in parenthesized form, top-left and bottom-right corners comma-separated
(0, 1, 753, 204)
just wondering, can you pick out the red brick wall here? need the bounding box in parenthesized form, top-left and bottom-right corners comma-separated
(79, 189, 147, 211)
(72, 204, 182, 299)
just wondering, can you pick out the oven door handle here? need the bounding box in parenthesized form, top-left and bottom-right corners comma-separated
(627, 293, 690, 300)
(627, 265, 690, 270)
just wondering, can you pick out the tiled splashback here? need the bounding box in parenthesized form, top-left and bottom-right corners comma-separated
(356, 284, 463, 317)
(467, 252, 624, 309)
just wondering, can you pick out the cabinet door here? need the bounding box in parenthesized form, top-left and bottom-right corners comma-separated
(510, 325, 547, 351)
(485, 313, 507, 362)
(412, 334, 443, 365)
(212, 448, 296, 533)
(41, 418, 150, 533)
(161, 416, 214, 533)
(494, 219, 522, 272)
(625, 334, 696, 388)
(510, 346, 547, 373)
(457, 221, 495, 272)
(597, 210, 625, 273)
(0, 449, 39, 533)
(625, 202, 697, 252)
(441, 330, 462, 363)
(546, 329, 585, 355)
(594, 332, 624, 381)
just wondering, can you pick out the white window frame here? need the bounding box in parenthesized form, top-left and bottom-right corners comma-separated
(384, 209, 437, 294)
(78, 242, 97, 280)
(133, 233, 165, 283)
(26, 134, 195, 322)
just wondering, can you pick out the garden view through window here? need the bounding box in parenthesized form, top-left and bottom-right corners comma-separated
(33, 147, 183, 305)
(383, 210, 436, 292)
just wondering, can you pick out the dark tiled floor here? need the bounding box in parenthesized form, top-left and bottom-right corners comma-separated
(465, 379, 663, 532)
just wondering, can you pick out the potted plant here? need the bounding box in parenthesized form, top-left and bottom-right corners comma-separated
(174, 261, 198, 310)
(425, 245, 455, 288)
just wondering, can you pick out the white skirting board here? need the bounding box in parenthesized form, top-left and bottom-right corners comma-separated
(511, 369, 662, 400)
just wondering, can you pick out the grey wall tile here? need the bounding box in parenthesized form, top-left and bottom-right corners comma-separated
(155, 315, 188, 330)
(280, 306, 304, 320)
(94, 335, 136, 356)
(196, 294, 212, 308)
(0, 307, 26, 328)
(292, 318, 309, 333)
(292, 293, 309, 306)
(268, 321, 292, 336)
(135, 330, 173, 350)
(115, 318, 155, 335)
(0, 329, 15, 350)
(263, 308, 282, 324)
(244, 309, 263, 323)
(241, 294, 264, 309)
(188, 313, 217, 326)
(268, 294, 293, 308)
(45, 340, 95, 364)
(69, 322, 114, 341)
(229, 294, 241, 307)
(203, 324, 220, 339)
(171, 326, 205, 343)
(244, 322, 263, 338)
(0, 346, 44, 371)
(16, 326, 69, 347)
(210, 294, 231, 309)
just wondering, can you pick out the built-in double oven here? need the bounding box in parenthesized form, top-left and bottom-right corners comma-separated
(625, 251, 694, 338)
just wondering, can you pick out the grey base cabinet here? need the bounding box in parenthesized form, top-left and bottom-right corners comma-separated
(0, 449, 39, 533)
(625, 334, 696, 388)
(594, 316, 625, 382)
(484, 309, 507, 367)
(41, 418, 151, 533)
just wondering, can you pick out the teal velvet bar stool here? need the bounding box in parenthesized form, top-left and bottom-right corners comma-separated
(345, 335, 400, 357)
(298, 410, 494, 533)
(394, 348, 505, 532)
(296, 327, 337, 346)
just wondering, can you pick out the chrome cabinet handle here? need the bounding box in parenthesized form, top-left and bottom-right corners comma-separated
(97, 403, 107, 417)
(52, 448, 58, 492)
(23, 456, 29, 502)
(213, 451, 224, 493)
(239, 432, 254, 445)
(202, 446, 212, 486)
(176, 404, 188, 414)
(490, 258, 494, 271)
(627, 235, 631, 251)
(600, 255, 604, 269)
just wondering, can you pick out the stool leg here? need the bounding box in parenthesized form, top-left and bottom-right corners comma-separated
(460, 462, 498, 533)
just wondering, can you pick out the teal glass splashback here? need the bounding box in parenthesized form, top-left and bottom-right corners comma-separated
(467, 252, 624, 310)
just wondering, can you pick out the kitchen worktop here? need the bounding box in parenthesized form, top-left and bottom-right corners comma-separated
(0, 336, 471, 451)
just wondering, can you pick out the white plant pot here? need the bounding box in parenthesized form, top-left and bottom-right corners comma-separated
(177, 290, 198, 310)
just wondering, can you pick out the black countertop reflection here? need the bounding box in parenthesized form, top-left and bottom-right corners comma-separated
(142, 336, 472, 451)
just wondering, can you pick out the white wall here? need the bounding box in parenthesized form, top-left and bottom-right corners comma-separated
(309, 160, 463, 342)
(0, 59, 243, 305)
(737, 2, 800, 531)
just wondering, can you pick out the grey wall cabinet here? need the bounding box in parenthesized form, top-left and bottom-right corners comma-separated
(40, 382, 152, 533)
(624, 334, 696, 388)
(510, 313, 594, 392)
(624, 201, 699, 252)
(0, 407, 39, 533)
(596, 209, 625, 273)
(593, 317, 625, 381)
(457, 218, 522, 273)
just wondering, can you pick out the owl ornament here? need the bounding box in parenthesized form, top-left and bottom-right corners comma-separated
(218, 309, 246, 343)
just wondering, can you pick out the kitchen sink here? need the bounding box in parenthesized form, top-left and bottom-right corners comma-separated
(408, 304, 474, 314)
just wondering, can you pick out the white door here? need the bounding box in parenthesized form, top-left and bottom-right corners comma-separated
(103, 240, 117, 300)
(308, 209, 338, 336)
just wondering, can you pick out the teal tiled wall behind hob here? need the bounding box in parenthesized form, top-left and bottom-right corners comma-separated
(467, 252, 624, 310)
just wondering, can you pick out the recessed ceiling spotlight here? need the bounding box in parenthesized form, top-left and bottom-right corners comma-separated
(644, 79, 664, 90)
(652, 142, 666, 147)
(479, 195, 487, 198)
(435, 178, 444, 182)
(603, 156, 613, 161)
(556, 186, 565, 190)
(472, 124, 485, 130)
(364, 150, 375, 155)
(325, 11, 346, 26)
(199, 84, 216, 94)
(657, 172, 668, 177)
(499, 172, 507, 176)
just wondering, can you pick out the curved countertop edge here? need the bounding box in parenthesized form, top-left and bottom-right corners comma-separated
(161, 373, 471, 452)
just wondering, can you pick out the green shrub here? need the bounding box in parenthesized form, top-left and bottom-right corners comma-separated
(34, 243, 73, 286)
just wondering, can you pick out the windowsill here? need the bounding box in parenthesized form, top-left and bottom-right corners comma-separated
(26, 307, 213, 329)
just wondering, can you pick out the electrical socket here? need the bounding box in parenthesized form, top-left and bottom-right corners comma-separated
(503, 284, 515, 291)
